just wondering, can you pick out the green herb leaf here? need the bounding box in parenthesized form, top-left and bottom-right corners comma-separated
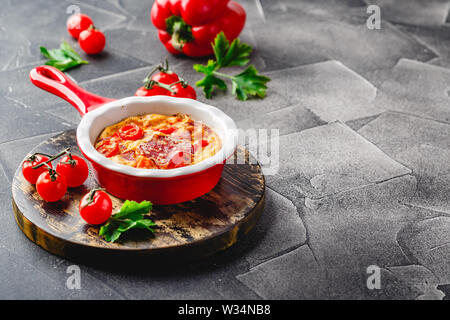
(213, 32, 252, 68)
(45, 59, 82, 72)
(99, 200, 155, 243)
(40, 46, 52, 59)
(113, 200, 153, 220)
(135, 219, 157, 232)
(195, 74, 227, 98)
(231, 65, 271, 101)
(193, 32, 269, 100)
(193, 59, 217, 76)
(98, 221, 122, 242)
(60, 40, 86, 62)
(212, 32, 229, 66)
(40, 41, 88, 72)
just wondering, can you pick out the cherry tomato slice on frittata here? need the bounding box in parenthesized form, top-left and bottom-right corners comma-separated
(118, 124, 144, 140)
(157, 127, 177, 135)
(97, 138, 120, 157)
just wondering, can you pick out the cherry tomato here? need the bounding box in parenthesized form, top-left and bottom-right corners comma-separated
(22, 154, 51, 184)
(36, 169, 68, 202)
(157, 127, 176, 135)
(135, 58, 196, 98)
(135, 85, 170, 97)
(67, 14, 93, 39)
(78, 26, 106, 55)
(171, 83, 197, 99)
(118, 124, 144, 140)
(79, 189, 112, 225)
(56, 155, 89, 188)
(97, 137, 120, 157)
(151, 71, 179, 85)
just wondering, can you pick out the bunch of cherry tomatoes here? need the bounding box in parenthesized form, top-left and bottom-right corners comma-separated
(67, 13, 105, 55)
(135, 60, 196, 99)
(67, 14, 197, 98)
(22, 150, 112, 225)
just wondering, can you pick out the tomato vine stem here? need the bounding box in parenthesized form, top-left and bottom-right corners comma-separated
(32, 148, 70, 170)
(81, 187, 105, 209)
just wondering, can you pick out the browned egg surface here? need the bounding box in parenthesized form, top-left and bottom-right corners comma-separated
(94, 113, 221, 169)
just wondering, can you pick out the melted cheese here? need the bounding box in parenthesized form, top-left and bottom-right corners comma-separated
(94, 113, 221, 169)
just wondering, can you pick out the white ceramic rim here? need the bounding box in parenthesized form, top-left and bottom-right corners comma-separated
(76, 96, 238, 178)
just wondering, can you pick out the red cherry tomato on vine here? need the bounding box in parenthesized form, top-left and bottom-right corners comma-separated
(135, 85, 170, 97)
(171, 83, 197, 99)
(36, 170, 68, 202)
(97, 137, 120, 157)
(118, 124, 144, 140)
(67, 14, 93, 39)
(151, 71, 179, 85)
(78, 26, 106, 55)
(22, 154, 52, 184)
(56, 155, 89, 188)
(135, 59, 196, 98)
(79, 189, 112, 225)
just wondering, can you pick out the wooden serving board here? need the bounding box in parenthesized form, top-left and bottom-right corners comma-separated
(12, 130, 265, 263)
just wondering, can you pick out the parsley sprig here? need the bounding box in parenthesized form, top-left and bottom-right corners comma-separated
(99, 200, 156, 243)
(40, 41, 88, 71)
(194, 32, 270, 101)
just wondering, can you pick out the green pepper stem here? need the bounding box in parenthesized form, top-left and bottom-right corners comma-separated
(171, 21, 184, 51)
(165, 16, 193, 52)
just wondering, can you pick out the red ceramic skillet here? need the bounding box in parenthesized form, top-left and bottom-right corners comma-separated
(29, 66, 238, 204)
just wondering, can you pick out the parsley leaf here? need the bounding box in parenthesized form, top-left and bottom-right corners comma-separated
(213, 32, 252, 68)
(193, 59, 217, 75)
(40, 41, 88, 71)
(193, 32, 270, 101)
(99, 200, 156, 243)
(231, 66, 271, 100)
(195, 74, 227, 98)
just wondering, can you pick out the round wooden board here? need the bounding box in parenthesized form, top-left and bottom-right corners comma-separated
(12, 130, 265, 264)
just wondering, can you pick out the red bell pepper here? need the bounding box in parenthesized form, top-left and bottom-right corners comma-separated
(151, 0, 246, 57)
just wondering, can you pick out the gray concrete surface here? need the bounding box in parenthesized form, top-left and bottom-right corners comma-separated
(0, 0, 449, 299)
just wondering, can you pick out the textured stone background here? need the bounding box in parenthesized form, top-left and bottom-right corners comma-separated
(0, 0, 449, 299)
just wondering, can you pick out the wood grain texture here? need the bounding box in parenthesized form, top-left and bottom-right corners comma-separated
(12, 130, 265, 263)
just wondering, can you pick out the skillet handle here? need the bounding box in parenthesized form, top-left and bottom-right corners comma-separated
(29, 66, 115, 116)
